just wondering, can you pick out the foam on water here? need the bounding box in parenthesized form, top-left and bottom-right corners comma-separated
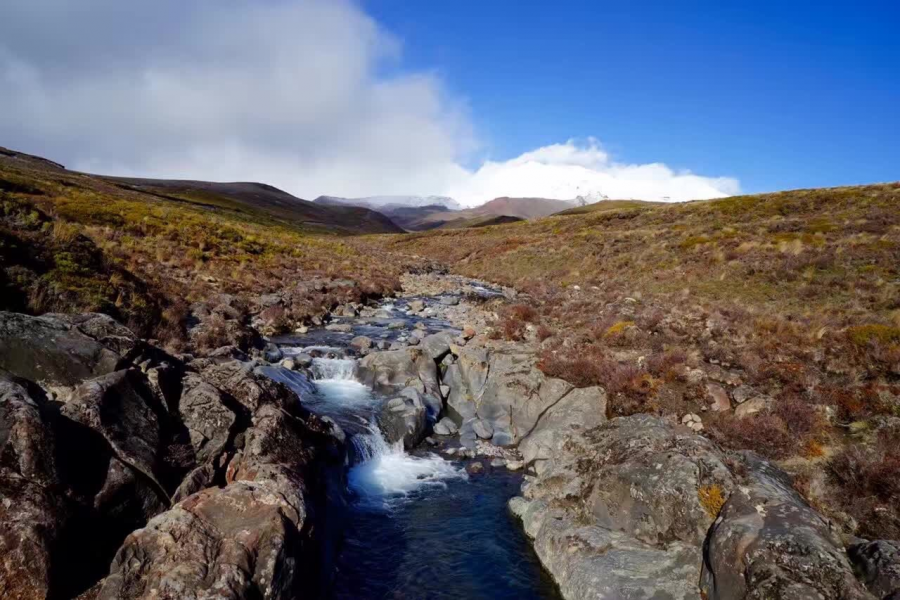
(348, 430, 466, 510)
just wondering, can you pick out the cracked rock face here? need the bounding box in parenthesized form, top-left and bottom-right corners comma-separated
(701, 454, 871, 600)
(0, 310, 344, 599)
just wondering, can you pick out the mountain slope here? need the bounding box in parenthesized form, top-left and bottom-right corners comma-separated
(0, 145, 410, 340)
(315, 194, 461, 211)
(108, 178, 403, 235)
(363, 181, 900, 539)
(437, 214, 524, 229)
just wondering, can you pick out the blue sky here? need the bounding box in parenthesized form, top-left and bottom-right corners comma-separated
(366, 0, 900, 193)
(2, 0, 896, 203)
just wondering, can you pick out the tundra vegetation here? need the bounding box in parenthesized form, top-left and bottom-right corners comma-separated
(2, 146, 898, 541)
(367, 182, 900, 538)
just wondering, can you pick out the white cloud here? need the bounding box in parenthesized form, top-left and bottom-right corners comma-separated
(0, 0, 738, 207)
(446, 139, 740, 207)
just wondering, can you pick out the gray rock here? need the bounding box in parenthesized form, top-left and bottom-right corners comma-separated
(0, 311, 132, 390)
(701, 453, 870, 600)
(349, 335, 374, 352)
(263, 343, 283, 363)
(735, 395, 771, 418)
(387, 320, 406, 330)
(473, 419, 494, 439)
(357, 348, 440, 397)
(178, 373, 237, 465)
(731, 384, 756, 404)
(513, 415, 737, 600)
(849, 540, 900, 599)
(518, 386, 607, 471)
(407, 300, 425, 313)
(440, 295, 460, 306)
(490, 458, 507, 468)
(434, 417, 459, 436)
(378, 395, 426, 450)
(422, 331, 456, 361)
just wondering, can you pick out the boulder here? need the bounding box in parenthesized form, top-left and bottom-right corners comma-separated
(511, 415, 737, 600)
(433, 417, 459, 436)
(378, 395, 426, 450)
(408, 300, 425, 313)
(849, 540, 900, 599)
(0, 372, 64, 600)
(357, 348, 439, 397)
(735, 395, 771, 418)
(421, 331, 456, 361)
(439, 295, 460, 306)
(701, 453, 870, 600)
(0, 311, 131, 391)
(98, 482, 303, 600)
(518, 386, 607, 471)
(350, 335, 374, 352)
(62, 370, 173, 499)
(178, 373, 238, 465)
(473, 419, 494, 440)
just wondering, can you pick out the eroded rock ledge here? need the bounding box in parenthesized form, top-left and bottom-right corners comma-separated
(0, 311, 344, 599)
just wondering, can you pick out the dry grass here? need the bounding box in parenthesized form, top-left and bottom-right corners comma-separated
(361, 182, 900, 536)
(0, 158, 411, 342)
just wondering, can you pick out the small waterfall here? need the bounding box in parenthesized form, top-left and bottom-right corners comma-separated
(262, 352, 466, 511)
(348, 421, 466, 510)
(311, 357, 357, 381)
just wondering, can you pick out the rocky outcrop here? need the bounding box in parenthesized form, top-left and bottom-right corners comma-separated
(357, 347, 441, 400)
(0, 310, 345, 599)
(0, 371, 64, 600)
(443, 343, 605, 448)
(517, 385, 606, 472)
(510, 413, 874, 600)
(701, 454, 871, 600)
(0, 311, 135, 392)
(510, 415, 733, 599)
(850, 540, 900, 599)
(100, 401, 342, 600)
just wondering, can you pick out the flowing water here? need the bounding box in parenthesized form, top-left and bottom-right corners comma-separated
(264, 293, 561, 599)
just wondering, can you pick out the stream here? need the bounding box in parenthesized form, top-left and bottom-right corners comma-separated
(263, 290, 561, 599)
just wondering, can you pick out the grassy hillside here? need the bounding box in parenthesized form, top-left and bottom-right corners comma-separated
(365, 183, 900, 537)
(109, 177, 403, 234)
(437, 215, 524, 229)
(0, 147, 410, 341)
(553, 198, 663, 215)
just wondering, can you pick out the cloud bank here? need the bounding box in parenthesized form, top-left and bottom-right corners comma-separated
(0, 0, 738, 207)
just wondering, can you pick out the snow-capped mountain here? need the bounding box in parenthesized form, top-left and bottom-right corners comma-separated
(315, 195, 462, 211)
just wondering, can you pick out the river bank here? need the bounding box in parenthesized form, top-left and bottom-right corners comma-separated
(1, 271, 898, 599)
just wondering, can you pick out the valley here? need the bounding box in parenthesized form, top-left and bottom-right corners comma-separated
(1, 146, 899, 599)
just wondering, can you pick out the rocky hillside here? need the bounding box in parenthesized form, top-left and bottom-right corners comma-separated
(363, 182, 900, 541)
(0, 145, 414, 348)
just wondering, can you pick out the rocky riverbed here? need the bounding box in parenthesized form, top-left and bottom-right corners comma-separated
(1, 271, 899, 599)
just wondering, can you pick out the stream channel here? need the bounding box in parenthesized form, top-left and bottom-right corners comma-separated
(263, 287, 561, 599)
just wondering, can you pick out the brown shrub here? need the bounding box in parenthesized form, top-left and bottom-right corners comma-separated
(536, 324, 555, 342)
(708, 413, 798, 460)
(828, 425, 900, 538)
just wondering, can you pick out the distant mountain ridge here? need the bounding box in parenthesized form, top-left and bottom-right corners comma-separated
(103, 177, 404, 235)
(315, 195, 578, 231)
(315, 195, 461, 211)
